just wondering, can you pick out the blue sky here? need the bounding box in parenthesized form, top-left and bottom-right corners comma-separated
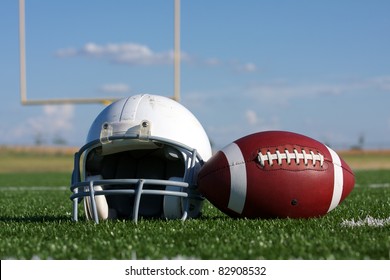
(1, 0, 390, 150)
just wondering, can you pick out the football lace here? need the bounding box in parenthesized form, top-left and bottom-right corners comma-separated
(257, 148, 324, 167)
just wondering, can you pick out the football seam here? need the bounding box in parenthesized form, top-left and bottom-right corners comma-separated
(334, 161, 355, 177)
(198, 160, 248, 180)
(198, 158, 330, 181)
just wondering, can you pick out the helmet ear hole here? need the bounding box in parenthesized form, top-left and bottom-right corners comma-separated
(163, 177, 203, 220)
(164, 146, 181, 161)
(163, 177, 184, 219)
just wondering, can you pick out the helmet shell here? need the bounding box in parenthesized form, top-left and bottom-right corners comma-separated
(86, 94, 212, 160)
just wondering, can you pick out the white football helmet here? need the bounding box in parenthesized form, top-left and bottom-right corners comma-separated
(70, 94, 212, 223)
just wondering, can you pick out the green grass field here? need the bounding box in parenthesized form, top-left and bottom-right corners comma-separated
(0, 147, 389, 260)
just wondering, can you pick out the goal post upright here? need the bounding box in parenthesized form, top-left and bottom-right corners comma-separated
(173, 0, 181, 102)
(19, 0, 27, 104)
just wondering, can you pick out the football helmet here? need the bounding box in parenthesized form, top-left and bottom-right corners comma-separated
(70, 94, 212, 223)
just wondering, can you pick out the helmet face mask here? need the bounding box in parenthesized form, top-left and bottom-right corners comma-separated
(70, 94, 212, 223)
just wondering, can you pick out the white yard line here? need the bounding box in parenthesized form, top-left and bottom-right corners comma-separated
(341, 216, 390, 228)
(354, 183, 390, 188)
(367, 183, 390, 188)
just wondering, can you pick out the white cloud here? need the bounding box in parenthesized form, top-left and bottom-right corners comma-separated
(55, 47, 77, 57)
(8, 105, 75, 145)
(205, 110, 281, 150)
(56, 42, 185, 66)
(99, 83, 131, 94)
(55, 42, 254, 73)
(238, 62, 257, 73)
(203, 58, 221, 66)
(245, 109, 259, 125)
(246, 76, 390, 105)
(368, 76, 390, 91)
(31, 104, 74, 134)
(246, 82, 346, 104)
